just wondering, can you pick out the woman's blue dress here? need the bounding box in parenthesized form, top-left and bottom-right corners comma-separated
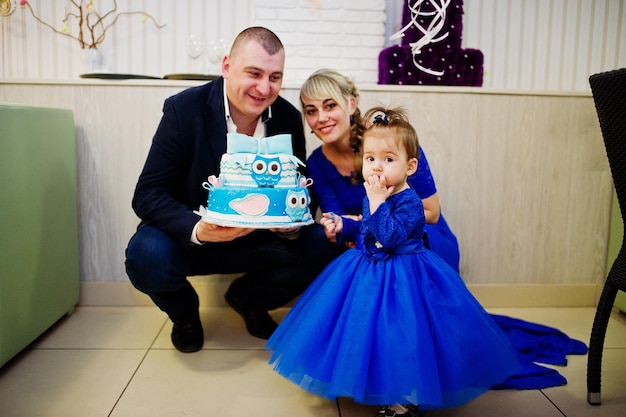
(307, 145, 460, 272)
(266, 189, 520, 410)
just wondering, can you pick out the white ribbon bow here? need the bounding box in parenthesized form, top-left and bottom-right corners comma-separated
(390, 0, 451, 77)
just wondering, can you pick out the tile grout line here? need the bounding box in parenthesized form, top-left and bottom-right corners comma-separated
(335, 398, 342, 417)
(107, 318, 169, 417)
(539, 389, 567, 417)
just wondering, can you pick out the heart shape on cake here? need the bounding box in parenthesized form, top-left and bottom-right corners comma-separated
(229, 194, 270, 216)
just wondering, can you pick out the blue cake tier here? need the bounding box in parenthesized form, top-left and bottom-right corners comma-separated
(203, 186, 314, 228)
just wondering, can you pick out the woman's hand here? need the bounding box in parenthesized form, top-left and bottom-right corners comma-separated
(422, 193, 441, 225)
(270, 227, 298, 234)
(270, 227, 301, 240)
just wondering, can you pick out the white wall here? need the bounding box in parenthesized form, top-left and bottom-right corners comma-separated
(0, 82, 608, 308)
(1, 0, 254, 79)
(2, 0, 625, 91)
(254, 0, 385, 84)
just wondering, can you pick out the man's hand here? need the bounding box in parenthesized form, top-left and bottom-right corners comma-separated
(196, 221, 254, 243)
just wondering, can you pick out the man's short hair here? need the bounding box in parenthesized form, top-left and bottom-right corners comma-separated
(231, 26, 284, 56)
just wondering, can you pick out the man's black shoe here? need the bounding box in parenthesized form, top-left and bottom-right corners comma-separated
(224, 290, 278, 340)
(171, 319, 204, 353)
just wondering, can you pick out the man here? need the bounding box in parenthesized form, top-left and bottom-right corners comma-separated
(125, 27, 341, 353)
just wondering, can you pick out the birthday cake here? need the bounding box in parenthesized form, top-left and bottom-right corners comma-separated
(197, 133, 314, 228)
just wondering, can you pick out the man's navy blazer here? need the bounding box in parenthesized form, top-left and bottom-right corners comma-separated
(132, 77, 307, 248)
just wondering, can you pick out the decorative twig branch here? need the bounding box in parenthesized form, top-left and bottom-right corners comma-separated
(20, 0, 165, 49)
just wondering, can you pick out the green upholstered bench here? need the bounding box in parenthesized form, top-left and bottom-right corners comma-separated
(0, 103, 80, 368)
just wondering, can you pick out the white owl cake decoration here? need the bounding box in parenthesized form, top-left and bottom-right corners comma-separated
(197, 133, 314, 228)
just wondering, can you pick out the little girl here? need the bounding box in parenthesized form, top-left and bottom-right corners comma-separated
(266, 107, 520, 416)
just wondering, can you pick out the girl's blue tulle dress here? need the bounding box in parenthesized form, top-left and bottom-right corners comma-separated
(266, 188, 520, 410)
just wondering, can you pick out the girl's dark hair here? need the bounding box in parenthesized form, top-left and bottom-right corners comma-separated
(362, 107, 420, 160)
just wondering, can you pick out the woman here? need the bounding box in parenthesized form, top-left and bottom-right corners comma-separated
(301, 68, 460, 272)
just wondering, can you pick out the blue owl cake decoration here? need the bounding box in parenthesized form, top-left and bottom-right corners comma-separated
(197, 133, 315, 228)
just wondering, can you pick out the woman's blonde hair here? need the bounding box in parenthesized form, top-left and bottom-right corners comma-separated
(300, 69, 365, 183)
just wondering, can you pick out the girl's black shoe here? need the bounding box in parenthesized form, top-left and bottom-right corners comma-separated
(374, 404, 422, 417)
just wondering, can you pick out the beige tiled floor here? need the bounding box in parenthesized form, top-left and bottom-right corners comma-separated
(1, 306, 625, 417)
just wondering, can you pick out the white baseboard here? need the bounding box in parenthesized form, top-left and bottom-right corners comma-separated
(80, 278, 601, 308)
(466, 283, 600, 307)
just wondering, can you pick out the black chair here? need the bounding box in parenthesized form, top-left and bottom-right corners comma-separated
(587, 67, 626, 405)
